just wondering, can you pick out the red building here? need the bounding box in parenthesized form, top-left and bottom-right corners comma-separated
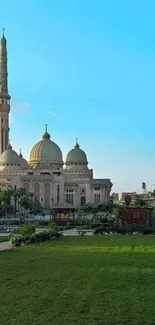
(121, 192, 137, 201)
(122, 208, 152, 224)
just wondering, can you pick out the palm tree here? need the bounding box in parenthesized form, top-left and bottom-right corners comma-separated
(0, 187, 14, 217)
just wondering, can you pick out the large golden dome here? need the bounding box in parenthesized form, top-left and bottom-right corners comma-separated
(29, 126, 63, 167)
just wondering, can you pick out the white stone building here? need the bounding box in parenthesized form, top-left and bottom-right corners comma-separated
(0, 32, 113, 212)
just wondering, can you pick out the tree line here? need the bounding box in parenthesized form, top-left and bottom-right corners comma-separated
(76, 193, 154, 223)
(0, 187, 42, 217)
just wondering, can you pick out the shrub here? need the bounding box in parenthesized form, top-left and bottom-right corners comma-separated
(94, 226, 108, 235)
(49, 221, 57, 229)
(19, 224, 36, 236)
(10, 230, 60, 247)
(10, 235, 23, 247)
(93, 223, 155, 235)
(90, 223, 104, 229)
(142, 228, 154, 235)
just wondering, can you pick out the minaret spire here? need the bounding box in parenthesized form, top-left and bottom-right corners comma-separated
(2, 28, 5, 37)
(42, 124, 51, 140)
(19, 149, 23, 157)
(0, 29, 11, 153)
(74, 138, 80, 149)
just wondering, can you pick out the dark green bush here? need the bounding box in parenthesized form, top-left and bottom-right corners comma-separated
(94, 223, 155, 235)
(90, 223, 104, 229)
(19, 224, 36, 236)
(142, 228, 154, 235)
(94, 226, 108, 235)
(49, 221, 57, 229)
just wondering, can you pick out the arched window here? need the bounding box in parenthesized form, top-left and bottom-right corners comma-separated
(24, 183, 30, 192)
(34, 183, 40, 201)
(44, 183, 50, 210)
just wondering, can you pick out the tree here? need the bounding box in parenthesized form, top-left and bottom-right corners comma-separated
(148, 190, 155, 198)
(77, 202, 126, 225)
(124, 195, 132, 207)
(29, 197, 43, 215)
(13, 187, 27, 215)
(0, 186, 43, 218)
(112, 205, 126, 224)
(19, 224, 35, 236)
(134, 195, 148, 207)
(0, 187, 14, 217)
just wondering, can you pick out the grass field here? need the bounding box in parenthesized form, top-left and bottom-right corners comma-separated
(1, 236, 155, 325)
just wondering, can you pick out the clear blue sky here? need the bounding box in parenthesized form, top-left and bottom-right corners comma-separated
(1, 0, 155, 194)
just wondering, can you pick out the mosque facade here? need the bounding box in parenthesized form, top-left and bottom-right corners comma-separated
(0, 32, 113, 212)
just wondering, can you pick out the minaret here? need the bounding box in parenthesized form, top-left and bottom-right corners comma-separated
(0, 28, 11, 153)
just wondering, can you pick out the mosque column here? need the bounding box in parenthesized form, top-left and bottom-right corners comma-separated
(86, 181, 91, 203)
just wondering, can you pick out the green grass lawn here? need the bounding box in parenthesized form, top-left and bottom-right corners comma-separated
(1, 236, 155, 325)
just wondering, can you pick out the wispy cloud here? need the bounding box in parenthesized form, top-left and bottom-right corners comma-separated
(11, 102, 31, 112)
(9, 102, 32, 124)
(47, 110, 56, 116)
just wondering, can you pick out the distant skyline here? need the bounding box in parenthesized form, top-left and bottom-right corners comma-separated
(1, 0, 155, 194)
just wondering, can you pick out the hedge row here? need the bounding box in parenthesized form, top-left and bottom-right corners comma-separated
(10, 230, 60, 247)
(94, 225, 154, 235)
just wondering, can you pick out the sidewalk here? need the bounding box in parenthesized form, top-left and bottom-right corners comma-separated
(0, 241, 11, 251)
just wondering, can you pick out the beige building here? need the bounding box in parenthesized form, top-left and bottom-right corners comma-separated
(0, 32, 113, 212)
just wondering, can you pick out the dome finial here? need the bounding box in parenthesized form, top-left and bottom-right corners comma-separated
(42, 124, 51, 140)
(19, 149, 23, 157)
(2, 28, 5, 38)
(74, 138, 80, 149)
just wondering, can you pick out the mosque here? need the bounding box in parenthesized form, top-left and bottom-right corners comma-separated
(0, 31, 113, 213)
